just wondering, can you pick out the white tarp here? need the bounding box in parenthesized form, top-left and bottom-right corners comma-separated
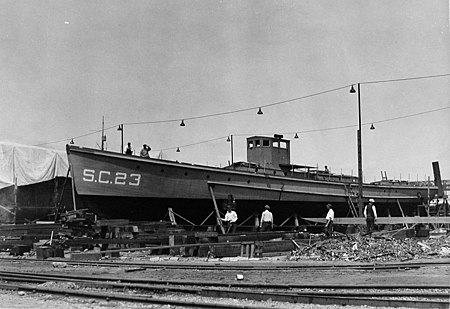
(0, 142, 68, 189)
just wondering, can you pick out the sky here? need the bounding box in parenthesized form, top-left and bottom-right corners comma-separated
(1, 0, 449, 182)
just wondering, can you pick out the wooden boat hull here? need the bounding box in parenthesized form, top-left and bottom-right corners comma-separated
(66, 145, 437, 222)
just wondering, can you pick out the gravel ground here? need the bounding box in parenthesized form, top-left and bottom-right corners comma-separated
(0, 254, 449, 309)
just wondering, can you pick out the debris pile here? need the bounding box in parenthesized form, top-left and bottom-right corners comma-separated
(292, 232, 450, 262)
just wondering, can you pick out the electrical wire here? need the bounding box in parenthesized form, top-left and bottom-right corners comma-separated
(34, 73, 450, 147)
(155, 105, 450, 152)
(122, 85, 351, 126)
(361, 73, 450, 85)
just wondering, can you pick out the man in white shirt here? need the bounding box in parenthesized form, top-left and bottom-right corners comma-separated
(221, 206, 238, 233)
(324, 203, 334, 237)
(259, 205, 273, 232)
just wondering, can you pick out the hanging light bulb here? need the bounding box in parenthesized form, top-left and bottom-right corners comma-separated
(176, 147, 180, 152)
(226, 136, 231, 142)
(117, 124, 123, 131)
(257, 108, 263, 115)
(180, 120, 185, 126)
(350, 85, 356, 93)
(294, 133, 299, 139)
(370, 123, 375, 130)
(70, 139, 74, 144)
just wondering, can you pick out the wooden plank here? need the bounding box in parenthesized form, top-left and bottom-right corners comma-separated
(302, 217, 450, 224)
(167, 208, 177, 225)
(208, 185, 225, 234)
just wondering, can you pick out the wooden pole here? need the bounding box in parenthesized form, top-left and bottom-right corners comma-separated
(357, 83, 363, 217)
(69, 165, 77, 211)
(208, 185, 225, 234)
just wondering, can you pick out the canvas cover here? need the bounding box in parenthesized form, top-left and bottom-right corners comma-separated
(0, 142, 69, 189)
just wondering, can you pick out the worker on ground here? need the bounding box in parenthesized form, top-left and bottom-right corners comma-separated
(140, 144, 151, 158)
(259, 205, 274, 232)
(324, 203, 334, 237)
(125, 142, 133, 155)
(364, 198, 377, 234)
(220, 206, 238, 233)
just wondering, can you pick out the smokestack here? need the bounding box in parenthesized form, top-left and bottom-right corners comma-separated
(432, 161, 444, 197)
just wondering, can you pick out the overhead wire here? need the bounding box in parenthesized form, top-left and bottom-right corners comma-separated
(34, 73, 450, 147)
(360, 73, 450, 85)
(154, 105, 450, 152)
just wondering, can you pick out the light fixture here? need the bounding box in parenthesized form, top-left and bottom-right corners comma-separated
(176, 147, 180, 152)
(117, 124, 123, 131)
(350, 85, 356, 93)
(257, 108, 263, 115)
(180, 120, 185, 126)
(294, 133, 299, 139)
(370, 123, 375, 130)
(226, 136, 231, 142)
(70, 139, 74, 144)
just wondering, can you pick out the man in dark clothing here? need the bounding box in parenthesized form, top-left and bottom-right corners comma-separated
(125, 142, 133, 155)
(363, 198, 377, 233)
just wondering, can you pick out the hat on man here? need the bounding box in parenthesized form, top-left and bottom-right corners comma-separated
(369, 198, 375, 203)
(264, 205, 270, 210)
(326, 203, 333, 208)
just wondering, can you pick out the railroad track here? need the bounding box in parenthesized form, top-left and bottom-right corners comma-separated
(0, 270, 449, 308)
(2, 256, 450, 271)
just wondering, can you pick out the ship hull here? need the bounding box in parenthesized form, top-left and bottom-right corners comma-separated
(67, 145, 436, 223)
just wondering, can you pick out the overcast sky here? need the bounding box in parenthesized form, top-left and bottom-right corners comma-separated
(1, 0, 449, 181)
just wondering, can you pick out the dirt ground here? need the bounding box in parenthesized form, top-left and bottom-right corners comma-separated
(1, 254, 449, 308)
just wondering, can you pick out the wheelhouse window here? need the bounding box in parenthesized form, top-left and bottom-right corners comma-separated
(280, 141, 287, 149)
(248, 141, 254, 149)
(262, 139, 270, 147)
(255, 139, 261, 147)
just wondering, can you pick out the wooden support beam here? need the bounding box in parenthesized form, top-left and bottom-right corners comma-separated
(169, 209, 196, 226)
(167, 208, 177, 225)
(396, 199, 409, 229)
(208, 185, 225, 234)
(237, 213, 255, 226)
(302, 217, 450, 225)
(279, 214, 293, 227)
(199, 211, 215, 226)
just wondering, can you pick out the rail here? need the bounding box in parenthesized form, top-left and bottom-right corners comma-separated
(0, 271, 448, 308)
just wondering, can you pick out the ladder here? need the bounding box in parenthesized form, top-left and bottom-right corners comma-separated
(344, 185, 358, 218)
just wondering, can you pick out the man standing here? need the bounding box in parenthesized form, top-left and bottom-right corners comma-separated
(324, 203, 334, 237)
(140, 144, 151, 158)
(364, 198, 377, 234)
(220, 206, 238, 233)
(125, 142, 133, 155)
(259, 205, 274, 232)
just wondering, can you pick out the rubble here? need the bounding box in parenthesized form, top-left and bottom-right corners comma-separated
(292, 230, 450, 262)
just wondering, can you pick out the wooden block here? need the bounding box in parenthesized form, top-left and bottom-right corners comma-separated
(70, 252, 102, 261)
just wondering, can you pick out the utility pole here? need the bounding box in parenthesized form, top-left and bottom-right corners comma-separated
(227, 135, 234, 168)
(357, 83, 363, 217)
(117, 124, 124, 154)
(101, 116, 106, 151)
(230, 134, 234, 167)
(351, 83, 364, 217)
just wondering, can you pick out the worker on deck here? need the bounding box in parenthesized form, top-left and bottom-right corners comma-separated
(259, 205, 274, 232)
(220, 206, 238, 233)
(125, 142, 133, 155)
(324, 203, 334, 237)
(364, 198, 377, 234)
(140, 144, 151, 158)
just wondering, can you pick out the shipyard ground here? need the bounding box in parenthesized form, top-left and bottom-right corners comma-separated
(0, 253, 449, 309)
